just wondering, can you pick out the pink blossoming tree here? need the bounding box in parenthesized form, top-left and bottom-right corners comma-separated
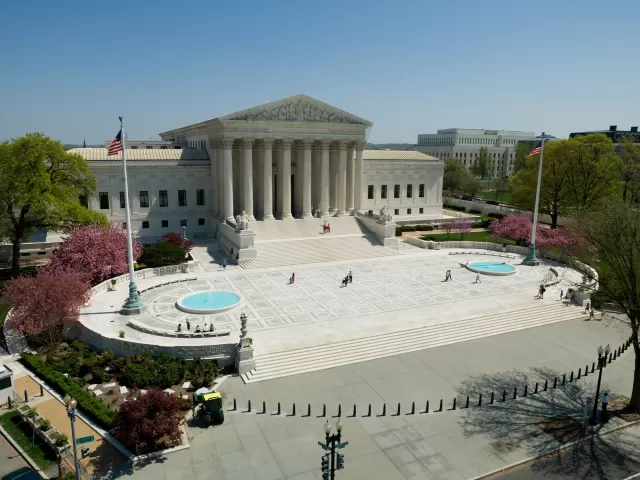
(45, 225, 142, 284)
(489, 214, 581, 251)
(161, 232, 194, 253)
(2, 271, 90, 346)
(452, 219, 472, 240)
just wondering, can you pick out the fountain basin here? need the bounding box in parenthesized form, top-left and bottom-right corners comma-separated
(176, 291, 241, 314)
(466, 261, 516, 276)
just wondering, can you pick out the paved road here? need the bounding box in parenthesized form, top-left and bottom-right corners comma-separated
(0, 433, 37, 480)
(489, 423, 640, 480)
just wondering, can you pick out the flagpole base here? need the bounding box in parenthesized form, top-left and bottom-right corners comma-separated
(522, 244, 540, 266)
(120, 281, 143, 316)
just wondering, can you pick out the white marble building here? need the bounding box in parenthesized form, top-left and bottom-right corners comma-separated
(71, 95, 443, 241)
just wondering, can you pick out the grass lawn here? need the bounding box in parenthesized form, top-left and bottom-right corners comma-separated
(0, 302, 10, 327)
(0, 411, 58, 470)
(420, 230, 516, 244)
(477, 190, 512, 204)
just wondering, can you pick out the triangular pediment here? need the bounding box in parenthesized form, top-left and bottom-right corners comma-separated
(219, 94, 373, 126)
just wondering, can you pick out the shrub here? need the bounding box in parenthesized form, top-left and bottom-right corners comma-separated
(468, 208, 482, 215)
(487, 212, 505, 220)
(161, 232, 194, 253)
(20, 353, 116, 429)
(186, 358, 219, 389)
(139, 242, 186, 268)
(55, 433, 69, 447)
(38, 418, 51, 431)
(414, 225, 434, 232)
(421, 235, 437, 241)
(113, 353, 188, 389)
(589, 289, 610, 310)
(446, 205, 466, 212)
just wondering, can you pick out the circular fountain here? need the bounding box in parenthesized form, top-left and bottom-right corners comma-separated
(175, 291, 241, 314)
(466, 261, 517, 276)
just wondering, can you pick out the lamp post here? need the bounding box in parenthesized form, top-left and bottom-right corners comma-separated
(590, 344, 611, 425)
(182, 224, 187, 240)
(523, 132, 555, 266)
(320, 418, 345, 479)
(63, 395, 81, 480)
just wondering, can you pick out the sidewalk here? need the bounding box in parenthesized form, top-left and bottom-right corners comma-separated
(10, 363, 127, 478)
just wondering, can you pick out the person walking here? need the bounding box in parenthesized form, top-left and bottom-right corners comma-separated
(560, 289, 564, 300)
(540, 285, 546, 299)
(327, 223, 331, 233)
(223, 258, 227, 270)
(186, 319, 191, 331)
(292, 272, 295, 284)
(601, 392, 609, 421)
(474, 272, 481, 284)
(348, 271, 352, 283)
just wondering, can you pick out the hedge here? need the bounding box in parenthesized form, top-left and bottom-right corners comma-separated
(468, 208, 482, 215)
(487, 212, 505, 220)
(395, 225, 435, 236)
(21, 353, 116, 429)
(446, 205, 466, 212)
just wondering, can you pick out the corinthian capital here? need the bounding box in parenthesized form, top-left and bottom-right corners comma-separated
(260, 138, 275, 149)
(278, 139, 294, 150)
(355, 141, 365, 152)
(221, 138, 235, 149)
(241, 138, 254, 149)
(300, 139, 314, 150)
(335, 140, 348, 151)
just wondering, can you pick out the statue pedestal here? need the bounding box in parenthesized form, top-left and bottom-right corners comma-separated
(236, 345, 255, 375)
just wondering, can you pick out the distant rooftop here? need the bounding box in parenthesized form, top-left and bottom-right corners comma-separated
(69, 148, 209, 161)
(569, 125, 639, 143)
(363, 150, 439, 161)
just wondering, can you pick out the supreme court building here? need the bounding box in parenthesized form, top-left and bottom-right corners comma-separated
(73, 95, 444, 248)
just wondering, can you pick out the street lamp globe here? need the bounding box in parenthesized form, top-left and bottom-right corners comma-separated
(336, 417, 343, 432)
(70, 399, 77, 409)
(598, 345, 604, 357)
(605, 344, 611, 356)
(324, 420, 331, 435)
(64, 394, 71, 405)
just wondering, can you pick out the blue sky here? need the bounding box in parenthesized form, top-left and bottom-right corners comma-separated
(1, 0, 638, 144)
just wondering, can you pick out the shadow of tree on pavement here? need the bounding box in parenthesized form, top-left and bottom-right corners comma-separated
(456, 366, 640, 479)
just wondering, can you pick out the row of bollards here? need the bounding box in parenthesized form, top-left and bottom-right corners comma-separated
(229, 336, 634, 417)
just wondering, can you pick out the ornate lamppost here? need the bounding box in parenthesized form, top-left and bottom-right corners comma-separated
(590, 344, 611, 425)
(63, 395, 81, 480)
(319, 418, 347, 479)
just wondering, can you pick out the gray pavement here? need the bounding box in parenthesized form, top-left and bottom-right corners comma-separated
(0, 433, 37, 480)
(113, 317, 636, 480)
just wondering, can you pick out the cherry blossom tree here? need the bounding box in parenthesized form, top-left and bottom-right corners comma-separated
(489, 214, 580, 250)
(2, 271, 90, 347)
(161, 232, 194, 253)
(112, 388, 186, 454)
(453, 219, 472, 240)
(45, 225, 142, 284)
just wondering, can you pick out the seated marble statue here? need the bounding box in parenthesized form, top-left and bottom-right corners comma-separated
(235, 210, 250, 231)
(378, 205, 392, 223)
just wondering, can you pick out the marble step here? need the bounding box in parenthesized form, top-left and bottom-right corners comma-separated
(242, 304, 586, 383)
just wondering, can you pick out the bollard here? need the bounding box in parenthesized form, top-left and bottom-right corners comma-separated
(562, 374, 566, 385)
(478, 394, 482, 407)
(322, 404, 325, 417)
(397, 403, 401, 416)
(577, 368, 581, 380)
(544, 379, 548, 391)
(490, 392, 494, 405)
(513, 387, 517, 399)
(248, 400, 251, 412)
(618, 347, 622, 356)
(553, 377, 557, 388)
(367, 404, 372, 417)
(40, 384, 44, 397)
(502, 390, 507, 402)
(465, 396, 469, 408)
(534, 382, 538, 394)
(263, 401, 267, 414)
(338, 404, 342, 418)
(585, 364, 588, 376)
(233, 398, 237, 411)
(592, 362, 596, 373)
(382, 404, 386, 416)
(307, 404, 311, 417)
(7, 397, 11, 409)
(278, 402, 282, 415)
(452, 398, 457, 410)
(609, 353, 613, 363)
(523, 385, 528, 397)
(569, 371, 573, 383)
(292, 403, 296, 416)
(24, 390, 28, 403)
(425, 401, 430, 414)
(410, 402, 415, 415)
(614, 351, 617, 360)
(353, 404, 356, 418)
(438, 399, 443, 412)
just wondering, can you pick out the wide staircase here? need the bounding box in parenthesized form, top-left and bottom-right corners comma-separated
(243, 216, 399, 269)
(242, 303, 587, 383)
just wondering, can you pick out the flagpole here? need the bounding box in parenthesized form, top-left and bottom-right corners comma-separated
(523, 132, 551, 266)
(119, 116, 143, 314)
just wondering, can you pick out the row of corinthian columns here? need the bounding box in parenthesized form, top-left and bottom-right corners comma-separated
(210, 138, 364, 223)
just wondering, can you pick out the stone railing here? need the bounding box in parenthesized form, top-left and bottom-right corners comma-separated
(127, 319, 231, 338)
(15, 403, 70, 455)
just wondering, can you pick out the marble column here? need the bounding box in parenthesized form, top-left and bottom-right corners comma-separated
(301, 139, 313, 218)
(210, 145, 219, 218)
(354, 142, 365, 213)
(222, 138, 234, 222)
(346, 143, 355, 214)
(278, 139, 293, 220)
(241, 138, 254, 220)
(262, 139, 275, 220)
(319, 140, 331, 217)
(329, 146, 338, 215)
(218, 143, 225, 220)
(336, 141, 347, 216)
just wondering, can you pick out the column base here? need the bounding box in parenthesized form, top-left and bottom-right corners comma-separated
(522, 244, 539, 266)
(121, 282, 143, 316)
(262, 214, 275, 221)
(302, 213, 312, 218)
(320, 211, 330, 218)
(281, 213, 294, 221)
(347, 208, 355, 215)
(330, 208, 337, 215)
(336, 210, 347, 217)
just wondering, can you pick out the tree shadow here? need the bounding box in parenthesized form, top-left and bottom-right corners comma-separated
(456, 366, 640, 479)
(84, 439, 170, 480)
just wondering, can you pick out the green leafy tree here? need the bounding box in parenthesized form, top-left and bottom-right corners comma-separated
(575, 200, 640, 413)
(443, 159, 467, 195)
(619, 136, 640, 203)
(564, 133, 621, 210)
(462, 173, 480, 197)
(471, 147, 495, 180)
(510, 139, 572, 228)
(0, 133, 107, 276)
(512, 141, 536, 174)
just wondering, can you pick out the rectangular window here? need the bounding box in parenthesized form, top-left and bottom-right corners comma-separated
(198, 218, 205, 226)
(419, 208, 424, 214)
(178, 190, 187, 207)
(394, 209, 399, 215)
(99, 192, 109, 209)
(119, 191, 125, 209)
(180, 219, 187, 227)
(142, 221, 149, 229)
(196, 189, 205, 206)
(419, 184, 425, 198)
(407, 208, 412, 215)
(139, 191, 149, 208)
(159, 190, 168, 207)
(381, 185, 387, 199)
(79, 194, 88, 208)
(122, 222, 126, 230)
(161, 220, 168, 228)
(394, 184, 400, 198)
(367, 185, 374, 199)
(407, 184, 413, 198)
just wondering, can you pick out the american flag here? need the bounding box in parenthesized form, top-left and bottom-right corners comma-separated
(525, 141, 542, 158)
(107, 129, 123, 156)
